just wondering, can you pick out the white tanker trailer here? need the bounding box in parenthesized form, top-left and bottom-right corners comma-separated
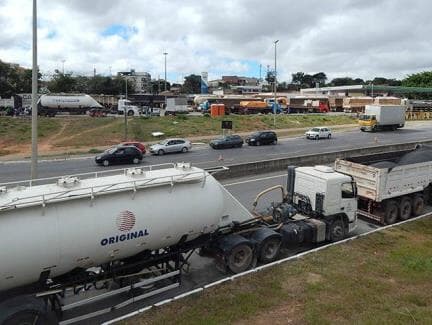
(0, 163, 357, 324)
(38, 94, 103, 116)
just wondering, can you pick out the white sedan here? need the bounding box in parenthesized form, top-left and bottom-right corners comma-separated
(305, 127, 332, 140)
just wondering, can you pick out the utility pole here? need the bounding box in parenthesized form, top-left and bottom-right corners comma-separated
(31, 0, 38, 179)
(273, 40, 279, 127)
(124, 77, 128, 141)
(163, 52, 168, 110)
(61, 59, 65, 75)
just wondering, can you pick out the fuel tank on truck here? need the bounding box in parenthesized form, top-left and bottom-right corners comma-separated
(0, 163, 253, 292)
(38, 94, 102, 109)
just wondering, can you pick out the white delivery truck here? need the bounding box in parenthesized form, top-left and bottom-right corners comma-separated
(0, 163, 356, 324)
(358, 105, 405, 131)
(335, 145, 432, 224)
(165, 97, 189, 115)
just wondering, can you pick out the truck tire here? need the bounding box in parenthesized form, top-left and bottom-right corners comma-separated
(0, 296, 56, 325)
(384, 200, 398, 224)
(127, 110, 134, 116)
(328, 218, 346, 242)
(257, 236, 281, 263)
(227, 243, 254, 274)
(412, 195, 425, 217)
(399, 197, 412, 221)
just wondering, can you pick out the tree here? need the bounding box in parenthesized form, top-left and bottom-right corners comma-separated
(181, 74, 201, 93)
(47, 73, 76, 93)
(0, 60, 40, 96)
(401, 72, 432, 87)
(329, 77, 358, 86)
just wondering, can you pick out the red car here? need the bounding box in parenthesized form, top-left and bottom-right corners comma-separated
(120, 142, 146, 154)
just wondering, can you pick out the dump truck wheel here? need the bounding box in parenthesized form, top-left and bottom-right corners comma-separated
(399, 197, 412, 221)
(412, 195, 425, 217)
(329, 219, 346, 242)
(258, 236, 281, 263)
(384, 200, 398, 224)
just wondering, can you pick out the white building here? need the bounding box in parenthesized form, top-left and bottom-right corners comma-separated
(118, 70, 152, 93)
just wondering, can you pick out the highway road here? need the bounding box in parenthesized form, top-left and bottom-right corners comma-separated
(1, 121, 432, 183)
(69, 171, 380, 324)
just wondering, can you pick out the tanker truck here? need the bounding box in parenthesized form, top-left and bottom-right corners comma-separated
(38, 94, 103, 117)
(0, 163, 357, 324)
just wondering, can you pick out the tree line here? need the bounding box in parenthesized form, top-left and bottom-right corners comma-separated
(2, 59, 432, 97)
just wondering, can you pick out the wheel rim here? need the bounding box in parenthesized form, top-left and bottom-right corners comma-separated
(331, 222, 344, 241)
(399, 200, 412, 220)
(227, 244, 253, 273)
(182, 147, 187, 152)
(385, 204, 398, 224)
(133, 158, 139, 164)
(103, 160, 109, 166)
(260, 238, 281, 262)
(413, 197, 424, 216)
(158, 150, 164, 155)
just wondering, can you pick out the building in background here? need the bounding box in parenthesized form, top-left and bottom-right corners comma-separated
(117, 69, 152, 93)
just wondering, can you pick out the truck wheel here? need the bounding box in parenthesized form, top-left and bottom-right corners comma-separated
(227, 243, 254, 273)
(257, 236, 281, 263)
(328, 219, 346, 242)
(103, 160, 109, 167)
(412, 195, 425, 216)
(384, 200, 398, 224)
(127, 110, 134, 116)
(399, 197, 412, 221)
(0, 296, 56, 325)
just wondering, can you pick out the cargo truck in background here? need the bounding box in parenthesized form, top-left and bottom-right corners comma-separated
(165, 97, 189, 115)
(37, 94, 103, 117)
(358, 105, 405, 132)
(335, 145, 432, 225)
(0, 163, 356, 324)
(117, 99, 142, 116)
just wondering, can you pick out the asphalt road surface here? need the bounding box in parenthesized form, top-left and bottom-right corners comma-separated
(1, 121, 432, 184)
(69, 171, 380, 324)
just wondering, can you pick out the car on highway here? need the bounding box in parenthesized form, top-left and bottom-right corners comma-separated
(209, 135, 244, 149)
(245, 131, 277, 146)
(149, 138, 192, 155)
(120, 141, 146, 154)
(95, 145, 143, 166)
(305, 127, 332, 140)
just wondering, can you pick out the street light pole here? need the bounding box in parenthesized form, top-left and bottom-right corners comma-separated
(31, 0, 38, 179)
(163, 52, 168, 110)
(273, 40, 279, 127)
(124, 77, 128, 141)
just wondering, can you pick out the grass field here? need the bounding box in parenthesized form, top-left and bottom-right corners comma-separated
(123, 216, 432, 325)
(0, 114, 356, 156)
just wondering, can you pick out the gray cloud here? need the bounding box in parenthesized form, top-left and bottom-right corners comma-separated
(1, 0, 431, 81)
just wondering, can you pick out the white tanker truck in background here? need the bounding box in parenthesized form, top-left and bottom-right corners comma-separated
(0, 163, 357, 324)
(37, 94, 103, 117)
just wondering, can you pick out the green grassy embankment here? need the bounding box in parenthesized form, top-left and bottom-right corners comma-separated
(0, 115, 356, 157)
(124, 216, 432, 325)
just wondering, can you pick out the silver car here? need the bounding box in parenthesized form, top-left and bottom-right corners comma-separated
(149, 138, 192, 155)
(305, 127, 332, 140)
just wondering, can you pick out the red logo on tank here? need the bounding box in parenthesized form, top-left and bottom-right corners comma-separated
(116, 210, 136, 232)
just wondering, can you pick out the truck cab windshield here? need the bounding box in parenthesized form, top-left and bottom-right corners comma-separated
(359, 115, 376, 121)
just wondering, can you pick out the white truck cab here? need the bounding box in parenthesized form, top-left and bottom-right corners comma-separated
(118, 99, 142, 116)
(291, 165, 357, 234)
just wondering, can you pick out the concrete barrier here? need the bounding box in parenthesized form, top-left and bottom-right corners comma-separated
(213, 140, 432, 180)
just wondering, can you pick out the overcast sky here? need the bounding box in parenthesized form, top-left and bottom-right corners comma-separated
(1, 0, 431, 83)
